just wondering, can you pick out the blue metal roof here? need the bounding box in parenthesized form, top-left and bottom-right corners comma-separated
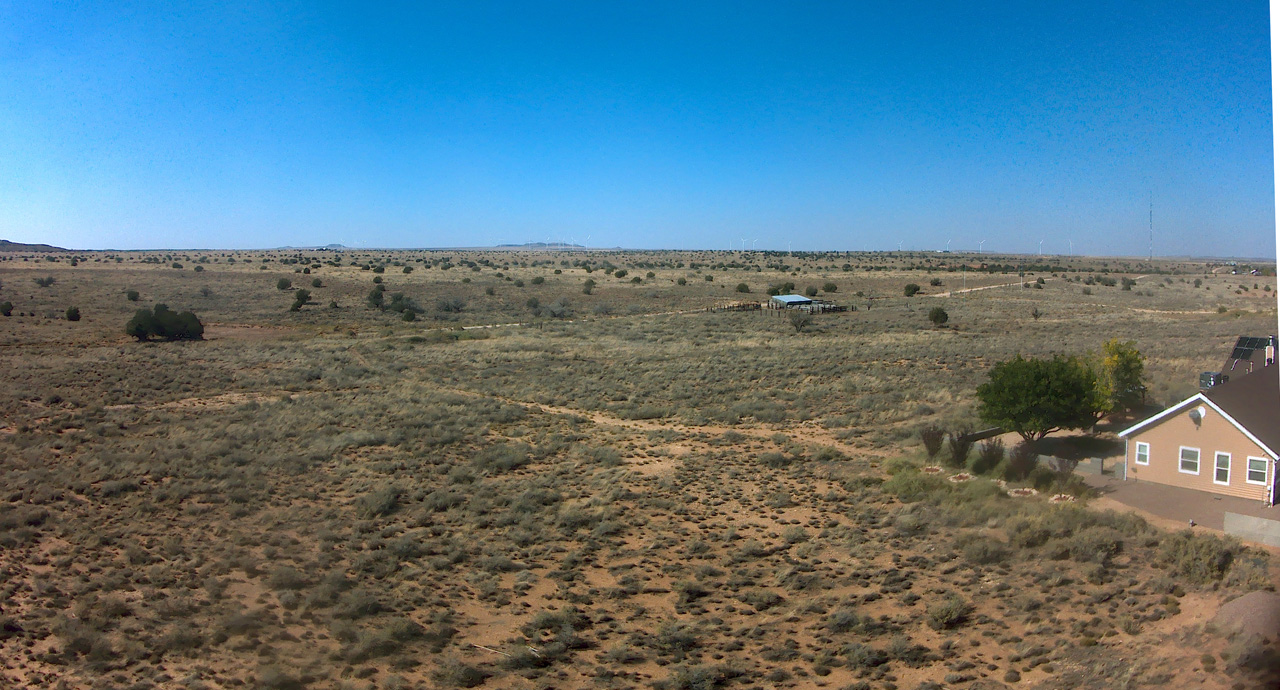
(771, 294, 812, 304)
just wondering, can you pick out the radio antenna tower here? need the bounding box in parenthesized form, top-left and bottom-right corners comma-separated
(1152, 192, 1162, 262)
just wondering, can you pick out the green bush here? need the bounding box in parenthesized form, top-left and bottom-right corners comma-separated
(882, 471, 948, 503)
(65, 306, 80, 321)
(903, 283, 920, 296)
(736, 282, 750, 293)
(33, 276, 55, 287)
(1158, 530, 1239, 584)
(1005, 442, 1037, 481)
(0, 302, 10, 317)
(276, 278, 291, 290)
(970, 438, 1003, 475)
(920, 426, 945, 461)
(126, 304, 204, 341)
(822, 282, 837, 293)
(928, 306, 948, 327)
(962, 538, 1010, 565)
(125, 289, 139, 301)
(926, 595, 972, 630)
(946, 430, 974, 468)
(289, 289, 311, 311)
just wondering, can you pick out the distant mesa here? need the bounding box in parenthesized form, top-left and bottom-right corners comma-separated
(0, 239, 68, 252)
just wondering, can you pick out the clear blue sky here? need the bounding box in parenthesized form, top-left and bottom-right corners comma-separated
(1, 1, 1273, 256)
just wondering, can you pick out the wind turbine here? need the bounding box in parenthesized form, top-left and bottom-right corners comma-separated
(979, 239, 986, 253)
(752, 239, 758, 250)
(945, 239, 951, 253)
(898, 240, 903, 252)
(1068, 239, 1073, 256)
(1038, 239, 1043, 256)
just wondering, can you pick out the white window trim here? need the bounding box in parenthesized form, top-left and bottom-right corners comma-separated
(1213, 452, 1231, 486)
(1135, 442, 1149, 466)
(1246, 456, 1269, 486)
(1179, 446, 1200, 475)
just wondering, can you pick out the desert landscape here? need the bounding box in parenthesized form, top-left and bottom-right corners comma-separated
(0, 247, 1277, 690)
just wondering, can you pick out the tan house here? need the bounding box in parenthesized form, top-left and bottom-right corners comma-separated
(1118, 363, 1279, 505)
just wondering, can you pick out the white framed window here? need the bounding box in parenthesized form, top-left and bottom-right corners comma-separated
(1179, 446, 1200, 475)
(1213, 452, 1230, 485)
(1247, 457, 1268, 485)
(1135, 442, 1149, 466)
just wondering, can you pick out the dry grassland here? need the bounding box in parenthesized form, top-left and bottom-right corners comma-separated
(0, 248, 1277, 690)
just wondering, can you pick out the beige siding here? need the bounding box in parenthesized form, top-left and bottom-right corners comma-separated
(1126, 400, 1274, 503)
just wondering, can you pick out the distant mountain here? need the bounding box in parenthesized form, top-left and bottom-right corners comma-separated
(0, 239, 68, 252)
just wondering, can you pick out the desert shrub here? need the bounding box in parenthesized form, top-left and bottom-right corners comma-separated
(970, 438, 1004, 475)
(289, 289, 311, 311)
(926, 595, 972, 630)
(903, 283, 920, 296)
(1065, 526, 1124, 563)
(1158, 530, 1239, 584)
(276, 278, 291, 290)
(653, 621, 698, 660)
(928, 306, 948, 326)
(827, 608, 866, 633)
(822, 282, 837, 292)
(945, 430, 974, 468)
(586, 447, 622, 467)
(311, 277, 322, 287)
(789, 312, 811, 332)
(437, 297, 466, 313)
(126, 304, 203, 341)
(920, 425, 944, 461)
(844, 642, 889, 669)
(357, 485, 401, 518)
(434, 660, 488, 688)
(267, 567, 308, 591)
(962, 538, 1010, 565)
(65, 306, 80, 321)
(739, 590, 785, 612)
(33, 276, 55, 287)
(930, 277, 943, 286)
(735, 282, 749, 293)
(759, 451, 791, 469)
(882, 470, 948, 503)
(125, 289, 139, 301)
(0, 302, 11, 317)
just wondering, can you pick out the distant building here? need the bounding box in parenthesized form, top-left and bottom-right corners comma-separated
(769, 294, 813, 309)
(1119, 363, 1278, 505)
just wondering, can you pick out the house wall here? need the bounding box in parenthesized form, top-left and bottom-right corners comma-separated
(1125, 401, 1274, 503)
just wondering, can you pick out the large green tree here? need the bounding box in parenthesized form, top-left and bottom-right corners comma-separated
(1091, 338, 1147, 418)
(976, 354, 1098, 442)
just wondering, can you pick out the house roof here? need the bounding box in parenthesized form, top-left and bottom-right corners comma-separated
(771, 294, 812, 304)
(1220, 335, 1276, 376)
(1204, 364, 1280, 456)
(1118, 363, 1279, 459)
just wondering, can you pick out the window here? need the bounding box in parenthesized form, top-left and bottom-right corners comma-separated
(1179, 447, 1200, 475)
(1247, 457, 1268, 485)
(1214, 452, 1230, 485)
(1135, 442, 1149, 466)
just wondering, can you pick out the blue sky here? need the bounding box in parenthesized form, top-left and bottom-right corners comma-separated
(1, 1, 1273, 255)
